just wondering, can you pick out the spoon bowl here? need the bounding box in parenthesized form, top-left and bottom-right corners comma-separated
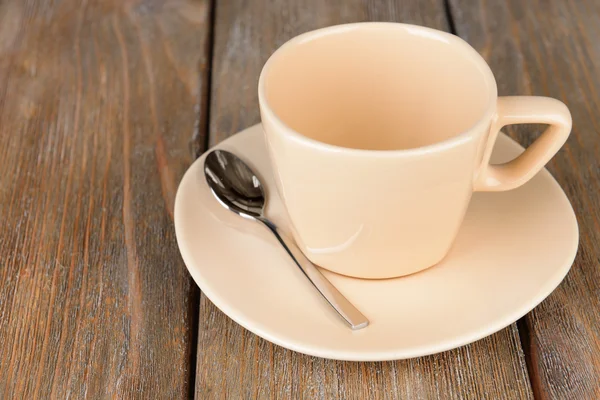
(205, 150, 264, 219)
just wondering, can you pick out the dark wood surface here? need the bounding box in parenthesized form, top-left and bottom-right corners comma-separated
(196, 1, 532, 399)
(1, 0, 598, 398)
(0, 0, 211, 398)
(451, 1, 600, 398)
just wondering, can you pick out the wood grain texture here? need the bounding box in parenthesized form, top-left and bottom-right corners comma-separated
(0, 0, 211, 398)
(197, 1, 533, 398)
(450, 0, 600, 398)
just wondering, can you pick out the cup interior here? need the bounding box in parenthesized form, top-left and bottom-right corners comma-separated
(261, 24, 495, 151)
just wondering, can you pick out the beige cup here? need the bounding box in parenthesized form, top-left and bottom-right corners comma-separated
(258, 23, 571, 279)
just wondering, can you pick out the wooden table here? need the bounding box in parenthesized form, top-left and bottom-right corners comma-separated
(1, 1, 598, 398)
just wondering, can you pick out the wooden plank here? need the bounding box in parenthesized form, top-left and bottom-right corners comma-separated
(0, 0, 211, 398)
(450, 0, 600, 398)
(197, 1, 533, 398)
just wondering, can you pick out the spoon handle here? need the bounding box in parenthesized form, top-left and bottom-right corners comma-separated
(257, 217, 369, 330)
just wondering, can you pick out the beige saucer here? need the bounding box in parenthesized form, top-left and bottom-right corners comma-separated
(174, 124, 578, 361)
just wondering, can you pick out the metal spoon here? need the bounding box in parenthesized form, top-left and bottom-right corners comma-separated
(204, 149, 369, 330)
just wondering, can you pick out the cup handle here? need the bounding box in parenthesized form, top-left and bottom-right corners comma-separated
(474, 96, 572, 192)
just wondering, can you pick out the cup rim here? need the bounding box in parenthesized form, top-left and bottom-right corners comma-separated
(258, 22, 498, 156)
